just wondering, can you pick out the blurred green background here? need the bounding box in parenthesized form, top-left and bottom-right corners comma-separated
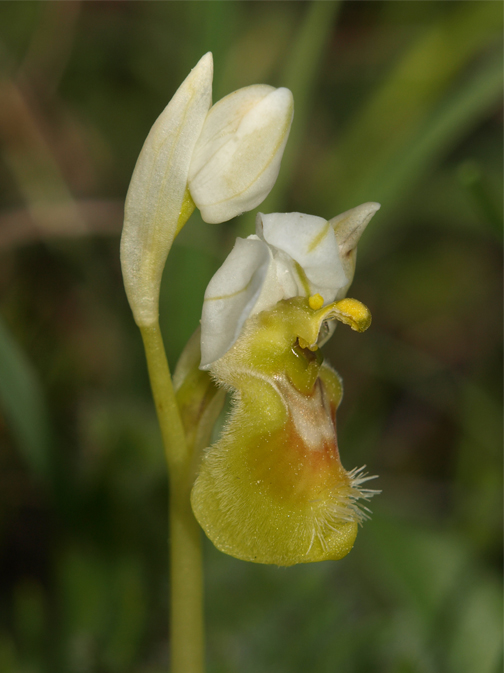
(0, 2, 502, 672)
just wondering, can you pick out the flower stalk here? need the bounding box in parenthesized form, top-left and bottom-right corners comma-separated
(140, 321, 204, 673)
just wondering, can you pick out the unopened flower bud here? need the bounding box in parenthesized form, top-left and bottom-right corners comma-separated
(121, 53, 294, 328)
(188, 86, 294, 224)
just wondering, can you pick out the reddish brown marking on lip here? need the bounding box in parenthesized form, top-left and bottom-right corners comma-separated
(245, 375, 350, 506)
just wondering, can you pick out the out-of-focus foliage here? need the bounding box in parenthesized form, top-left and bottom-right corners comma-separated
(0, 2, 501, 672)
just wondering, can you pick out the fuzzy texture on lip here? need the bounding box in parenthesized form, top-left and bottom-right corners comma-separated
(191, 297, 378, 566)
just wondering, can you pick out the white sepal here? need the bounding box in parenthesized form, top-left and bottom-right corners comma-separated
(200, 204, 380, 368)
(188, 86, 294, 224)
(257, 212, 348, 303)
(200, 236, 282, 369)
(120, 53, 212, 326)
(330, 202, 381, 294)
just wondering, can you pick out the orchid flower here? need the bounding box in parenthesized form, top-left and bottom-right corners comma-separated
(121, 53, 293, 327)
(200, 202, 380, 368)
(192, 204, 380, 566)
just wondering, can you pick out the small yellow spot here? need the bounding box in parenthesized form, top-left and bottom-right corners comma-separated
(308, 294, 324, 310)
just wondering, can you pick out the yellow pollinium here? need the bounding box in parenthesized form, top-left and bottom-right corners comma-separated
(191, 296, 374, 566)
(308, 293, 324, 310)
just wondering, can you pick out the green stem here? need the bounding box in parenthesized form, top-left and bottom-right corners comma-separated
(170, 485, 204, 673)
(140, 322, 204, 673)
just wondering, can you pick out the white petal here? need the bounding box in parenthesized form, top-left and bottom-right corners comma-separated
(256, 212, 348, 304)
(200, 237, 284, 369)
(121, 53, 213, 326)
(189, 86, 294, 224)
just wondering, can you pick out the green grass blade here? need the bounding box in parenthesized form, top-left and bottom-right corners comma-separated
(237, 0, 342, 237)
(0, 314, 53, 480)
(312, 1, 502, 213)
(351, 51, 503, 241)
